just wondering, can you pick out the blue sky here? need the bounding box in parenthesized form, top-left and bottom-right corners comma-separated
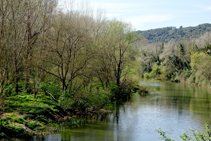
(59, 0, 211, 31)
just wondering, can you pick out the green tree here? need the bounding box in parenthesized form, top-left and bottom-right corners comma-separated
(190, 52, 211, 84)
(108, 20, 138, 87)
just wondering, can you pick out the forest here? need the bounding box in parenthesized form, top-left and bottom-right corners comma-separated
(137, 23, 211, 43)
(0, 0, 142, 139)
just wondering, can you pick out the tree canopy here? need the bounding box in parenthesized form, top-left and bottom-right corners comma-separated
(137, 23, 211, 43)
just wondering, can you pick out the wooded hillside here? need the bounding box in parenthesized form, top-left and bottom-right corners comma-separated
(137, 23, 211, 43)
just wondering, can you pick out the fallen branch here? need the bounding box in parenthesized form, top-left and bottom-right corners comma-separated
(44, 90, 58, 102)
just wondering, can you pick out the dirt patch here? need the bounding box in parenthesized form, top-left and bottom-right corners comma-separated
(18, 123, 33, 133)
(0, 113, 10, 118)
(0, 112, 25, 119)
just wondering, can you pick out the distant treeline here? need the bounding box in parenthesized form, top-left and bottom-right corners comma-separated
(137, 23, 211, 43)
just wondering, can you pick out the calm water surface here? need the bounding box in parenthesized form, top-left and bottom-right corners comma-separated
(27, 81, 211, 141)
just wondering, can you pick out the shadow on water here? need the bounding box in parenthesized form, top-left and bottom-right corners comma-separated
(17, 81, 211, 141)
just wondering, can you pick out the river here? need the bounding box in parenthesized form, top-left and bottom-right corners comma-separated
(23, 81, 211, 141)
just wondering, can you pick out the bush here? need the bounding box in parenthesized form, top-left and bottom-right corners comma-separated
(143, 64, 161, 79)
(187, 74, 196, 84)
(67, 84, 112, 111)
(40, 82, 62, 100)
(176, 70, 192, 82)
(156, 124, 211, 141)
(0, 132, 7, 139)
(58, 91, 75, 110)
(109, 81, 133, 101)
(144, 72, 151, 79)
(26, 121, 41, 129)
(191, 52, 211, 83)
(150, 63, 161, 78)
(3, 84, 16, 96)
(160, 67, 175, 80)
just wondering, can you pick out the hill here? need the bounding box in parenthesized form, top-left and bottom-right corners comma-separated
(137, 23, 211, 43)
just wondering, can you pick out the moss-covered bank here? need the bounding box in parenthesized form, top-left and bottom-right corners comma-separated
(0, 93, 64, 140)
(0, 82, 143, 140)
(0, 92, 108, 140)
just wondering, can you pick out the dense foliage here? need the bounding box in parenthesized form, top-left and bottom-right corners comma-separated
(0, 0, 142, 139)
(137, 23, 211, 43)
(137, 31, 211, 86)
(0, 0, 141, 108)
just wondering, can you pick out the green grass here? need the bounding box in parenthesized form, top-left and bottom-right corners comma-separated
(0, 92, 66, 139)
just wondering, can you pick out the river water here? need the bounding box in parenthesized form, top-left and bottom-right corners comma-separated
(29, 81, 211, 140)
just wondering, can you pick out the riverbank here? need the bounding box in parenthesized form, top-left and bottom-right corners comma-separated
(29, 81, 211, 141)
(0, 92, 66, 139)
(0, 82, 146, 140)
(144, 70, 211, 89)
(173, 71, 211, 89)
(0, 91, 117, 140)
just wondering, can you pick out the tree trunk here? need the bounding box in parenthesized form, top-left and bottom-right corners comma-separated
(116, 61, 121, 87)
(14, 65, 18, 94)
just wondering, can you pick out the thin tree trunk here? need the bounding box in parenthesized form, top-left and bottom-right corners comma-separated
(15, 64, 18, 94)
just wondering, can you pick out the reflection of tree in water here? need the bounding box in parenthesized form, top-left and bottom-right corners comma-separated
(159, 81, 211, 124)
(43, 82, 211, 141)
(114, 104, 120, 124)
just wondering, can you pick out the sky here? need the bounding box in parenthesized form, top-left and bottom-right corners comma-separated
(58, 0, 211, 31)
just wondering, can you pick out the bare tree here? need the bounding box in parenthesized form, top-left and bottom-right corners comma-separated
(40, 4, 99, 93)
(3, 0, 27, 94)
(0, 0, 11, 96)
(23, 0, 57, 92)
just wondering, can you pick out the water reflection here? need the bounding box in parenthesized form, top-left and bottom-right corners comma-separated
(19, 81, 211, 141)
(140, 81, 161, 87)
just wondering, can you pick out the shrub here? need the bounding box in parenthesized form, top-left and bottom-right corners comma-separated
(160, 67, 175, 80)
(191, 52, 211, 83)
(188, 74, 196, 84)
(3, 84, 16, 96)
(156, 124, 211, 141)
(150, 63, 161, 78)
(40, 82, 62, 100)
(144, 72, 151, 79)
(26, 121, 41, 129)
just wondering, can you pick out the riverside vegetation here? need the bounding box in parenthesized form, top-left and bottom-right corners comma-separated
(1, 0, 211, 140)
(137, 23, 211, 141)
(137, 31, 211, 87)
(156, 124, 211, 141)
(0, 0, 144, 139)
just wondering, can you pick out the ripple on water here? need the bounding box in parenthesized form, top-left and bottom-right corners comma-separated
(39, 81, 211, 141)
